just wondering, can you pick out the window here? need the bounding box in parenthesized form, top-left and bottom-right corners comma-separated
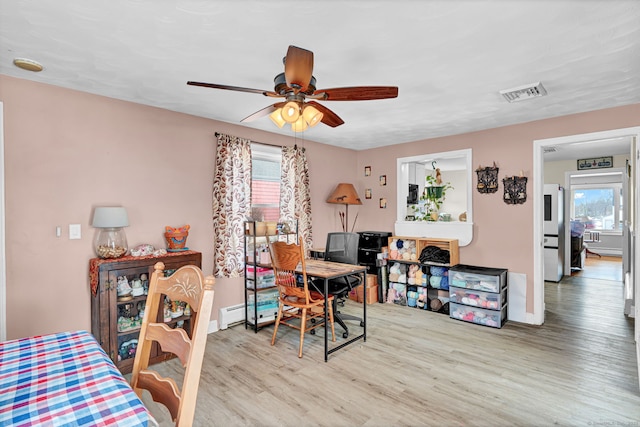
(571, 183, 623, 231)
(251, 143, 281, 221)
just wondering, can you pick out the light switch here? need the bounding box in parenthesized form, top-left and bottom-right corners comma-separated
(69, 224, 81, 240)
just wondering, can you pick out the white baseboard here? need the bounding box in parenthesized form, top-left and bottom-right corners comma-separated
(208, 320, 219, 334)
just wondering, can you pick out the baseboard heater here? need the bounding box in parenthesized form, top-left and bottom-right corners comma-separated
(219, 303, 245, 330)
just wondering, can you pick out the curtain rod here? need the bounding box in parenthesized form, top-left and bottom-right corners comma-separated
(214, 132, 299, 149)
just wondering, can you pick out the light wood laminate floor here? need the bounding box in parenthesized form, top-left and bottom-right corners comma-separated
(136, 266, 640, 426)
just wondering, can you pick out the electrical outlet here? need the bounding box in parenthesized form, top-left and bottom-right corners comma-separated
(69, 224, 81, 240)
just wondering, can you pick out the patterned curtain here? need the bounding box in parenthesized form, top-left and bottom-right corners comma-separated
(280, 145, 313, 250)
(212, 133, 252, 277)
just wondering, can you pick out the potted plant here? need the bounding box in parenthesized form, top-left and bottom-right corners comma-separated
(419, 168, 453, 221)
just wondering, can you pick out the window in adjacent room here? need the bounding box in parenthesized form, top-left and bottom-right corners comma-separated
(571, 182, 623, 231)
(251, 143, 281, 221)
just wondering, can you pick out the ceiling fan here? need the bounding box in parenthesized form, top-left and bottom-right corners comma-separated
(187, 45, 398, 131)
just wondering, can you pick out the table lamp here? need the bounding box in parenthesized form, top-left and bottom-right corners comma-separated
(92, 207, 129, 258)
(326, 183, 362, 232)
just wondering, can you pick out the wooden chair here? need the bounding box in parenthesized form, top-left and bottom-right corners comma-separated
(130, 262, 215, 426)
(269, 236, 336, 358)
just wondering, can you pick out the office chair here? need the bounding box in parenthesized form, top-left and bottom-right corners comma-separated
(131, 262, 215, 426)
(318, 232, 364, 339)
(269, 236, 336, 358)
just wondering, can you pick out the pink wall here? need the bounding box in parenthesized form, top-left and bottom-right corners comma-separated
(0, 75, 356, 339)
(354, 105, 640, 311)
(2, 74, 639, 338)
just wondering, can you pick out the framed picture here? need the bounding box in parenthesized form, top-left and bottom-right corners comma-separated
(364, 166, 371, 176)
(379, 198, 387, 209)
(365, 188, 372, 199)
(577, 156, 613, 170)
(379, 175, 387, 186)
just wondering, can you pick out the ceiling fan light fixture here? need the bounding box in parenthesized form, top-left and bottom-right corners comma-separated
(291, 116, 308, 132)
(282, 101, 300, 123)
(302, 105, 323, 127)
(269, 108, 286, 128)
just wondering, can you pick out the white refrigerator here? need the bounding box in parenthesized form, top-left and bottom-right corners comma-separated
(544, 184, 564, 282)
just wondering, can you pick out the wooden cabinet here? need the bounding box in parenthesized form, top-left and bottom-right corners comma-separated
(90, 251, 202, 374)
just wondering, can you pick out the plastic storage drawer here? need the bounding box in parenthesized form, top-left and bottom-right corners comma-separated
(449, 265, 507, 293)
(449, 286, 507, 310)
(450, 302, 507, 328)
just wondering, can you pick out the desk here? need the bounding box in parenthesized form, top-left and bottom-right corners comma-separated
(0, 330, 157, 427)
(300, 259, 367, 361)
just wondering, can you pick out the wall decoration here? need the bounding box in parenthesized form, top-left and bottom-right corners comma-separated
(476, 162, 499, 194)
(379, 175, 387, 186)
(503, 173, 527, 205)
(365, 188, 372, 199)
(379, 198, 387, 209)
(364, 166, 371, 176)
(577, 156, 613, 170)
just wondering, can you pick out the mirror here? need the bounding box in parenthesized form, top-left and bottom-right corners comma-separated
(396, 148, 474, 245)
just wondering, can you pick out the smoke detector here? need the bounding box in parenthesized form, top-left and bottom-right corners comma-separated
(500, 82, 547, 103)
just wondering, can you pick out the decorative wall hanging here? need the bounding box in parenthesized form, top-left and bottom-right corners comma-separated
(365, 188, 372, 199)
(476, 162, 499, 193)
(364, 166, 371, 176)
(502, 173, 527, 205)
(379, 175, 387, 186)
(380, 198, 387, 209)
(577, 156, 613, 170)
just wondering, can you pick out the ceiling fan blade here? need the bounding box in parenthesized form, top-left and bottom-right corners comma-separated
(240, 102, 285, 122)
(307, 101, 344, 128)
(315, 86, 399, 101)
(284, 46, 313, 93)
(187, 81, 279, 97)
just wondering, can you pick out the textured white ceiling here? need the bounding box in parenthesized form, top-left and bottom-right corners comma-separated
(1, 0, 639, 155)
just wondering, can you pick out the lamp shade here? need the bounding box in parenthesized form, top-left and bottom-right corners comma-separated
(269, 108, 286, 128)
(92, 207, 129, 228)
(326, 183, 362, 205)
(281, 101, 300, 124)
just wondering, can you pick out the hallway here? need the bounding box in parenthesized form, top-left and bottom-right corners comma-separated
(571, 255, 623, 282)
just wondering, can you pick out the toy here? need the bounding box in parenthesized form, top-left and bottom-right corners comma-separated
(117, 276, 132, 297)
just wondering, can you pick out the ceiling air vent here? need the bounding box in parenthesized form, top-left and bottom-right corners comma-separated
(500, 82, 547, 103)
(543, 146, 557, 153)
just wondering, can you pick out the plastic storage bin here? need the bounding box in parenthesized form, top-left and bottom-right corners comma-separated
(450, 302, 507, 328)
(449, 264, 507, 293)
(449, 286, 506, 310)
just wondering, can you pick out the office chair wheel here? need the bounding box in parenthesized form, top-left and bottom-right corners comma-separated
(342, 331, 349, 339)
(360, 321, 365, 327)
(310, 329, 316, 335)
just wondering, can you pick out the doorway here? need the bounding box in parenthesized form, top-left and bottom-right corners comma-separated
(533, 126, 640, 326)
(563, 168, 626, 280)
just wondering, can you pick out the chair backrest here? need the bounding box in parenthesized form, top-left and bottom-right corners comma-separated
(269, 236, 313, 304)
(324, 232, 359, 265)
(131, 262, 215, 426)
